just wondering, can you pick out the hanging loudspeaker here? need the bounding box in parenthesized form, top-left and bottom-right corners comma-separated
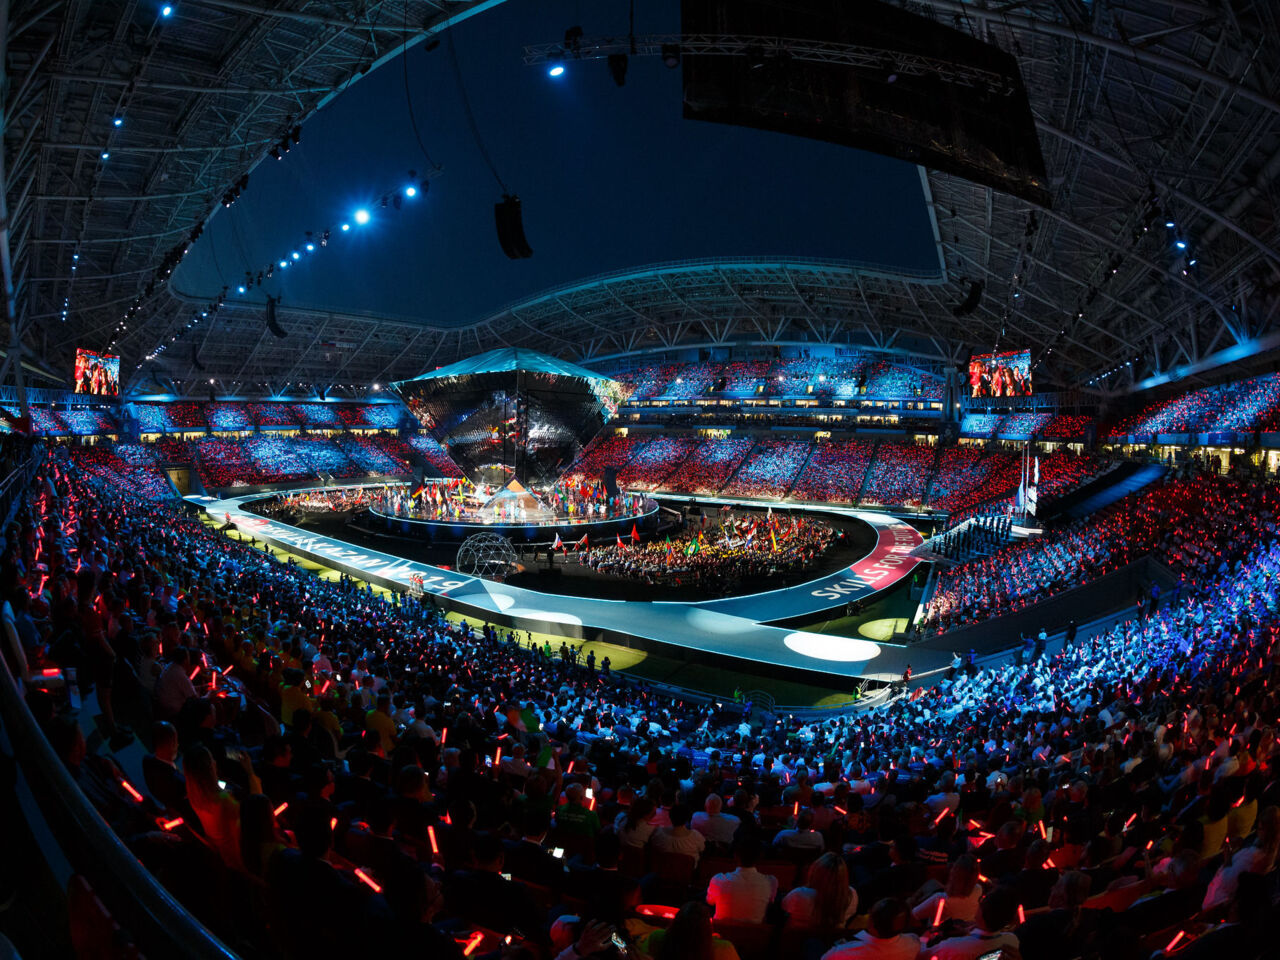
(265, 295, 287, 338)
(494, 195, 533, 260)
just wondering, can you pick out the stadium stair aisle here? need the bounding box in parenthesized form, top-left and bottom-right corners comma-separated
(1066, 463, 1167, 519)
(782, 441, 816, 498)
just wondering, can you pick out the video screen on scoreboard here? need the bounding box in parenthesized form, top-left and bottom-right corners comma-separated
(968, 349, 1033, 398)
(73, 348, 120, 396)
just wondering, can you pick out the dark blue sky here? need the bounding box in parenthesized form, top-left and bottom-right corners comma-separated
(174, 0, 937, 326)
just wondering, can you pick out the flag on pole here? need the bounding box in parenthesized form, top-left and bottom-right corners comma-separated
(1033, 455, 1040, 486)
(771, 529, 779, 552)
(616, 533, 625, 548)
(630, 524, 640, 543)
(576, 533, 588, 551)
(552, 533, 563, 551)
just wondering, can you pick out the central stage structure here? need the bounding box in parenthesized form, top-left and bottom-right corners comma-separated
(393, 347, 627, 486)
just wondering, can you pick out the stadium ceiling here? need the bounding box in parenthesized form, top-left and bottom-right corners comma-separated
(5, 0, 1280, 400)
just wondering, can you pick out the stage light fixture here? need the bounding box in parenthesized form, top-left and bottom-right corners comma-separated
(548, 62, 565, 78)
(290, 125, 302, 145)
(113, 117, 123, 127)
(354, 208, 370, 225)
(279, 260, 287, 268)
(270, 145, 281, 160)
(291, 251, 300, 260)
(607, 53, 628, 87)
(237, 285, 246, 294)
(341, 223, 350, 231)
(100, 151, 110, 160)
(1165, 220, 1176, 228)
(305, 243, 315, 252)
(161, 4, 173, 15)
(405, 185, 417, 197)
(1175, 240, 1187, 250)
(661, 44, 681, 68)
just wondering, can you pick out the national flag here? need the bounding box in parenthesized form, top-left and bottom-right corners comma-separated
(411, 479, 425, 498)
(616, 533, 625, 548)
(576, 533, 588, 550)
(771, 529, 779, 552)
(552, 533, 563, 551)
(1033, 455, 1040, 486)
(630, 524, 640, 543)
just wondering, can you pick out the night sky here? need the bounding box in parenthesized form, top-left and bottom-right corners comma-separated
(173, 0, 937, 328)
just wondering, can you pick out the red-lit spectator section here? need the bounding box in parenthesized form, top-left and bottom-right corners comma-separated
(561, 434, 644, 485)
(246, 402, 299, 428)
(406, 435, 466, 477)
(1042, 414, 1093, 440)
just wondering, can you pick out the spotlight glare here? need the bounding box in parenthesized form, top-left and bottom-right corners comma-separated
(354, 208, 371, 225)
(1165, 220, 1175, 228)
(279, 260, 287, 268)
(237, 285, 246, 294)
(113, 117, 123, 127)
(548, 64, 565, 78)
(305, 243, 315, 251)
(1175, 240, 1187, 250)
(100, 151, 109, 160)
(161, 4, 173, 15)
(405, 185, 417, 198)
(341, 223, 350, 231)
(291, 251, 300, 260)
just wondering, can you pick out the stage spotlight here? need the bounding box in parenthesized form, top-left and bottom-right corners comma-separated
(290, 125, 302, 145)
(161, 4, 173, 15)
(270, 145, 281, 160)
(607, 53, 628, 87)
(548, 62, 565, 78)
(1165, 220, 1176, 228)
(1175, 240, 1187, 250)
(661, 44, 681, 68)
(113, 117, 123, 127)
(100, 151, 110, 160)
(341, 223, 350, 232)
(279, 260, 287, 268)
(405, 185, 417, 197)
(237, 285, 246, 294)
(354, 208, 370, 225)
(305, 243, 314, 252)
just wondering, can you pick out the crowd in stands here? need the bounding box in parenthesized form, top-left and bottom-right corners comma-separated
(661, 440, 755, 496)
(406, 435, 466, 478)
(610, 357, 945, 404)
(68, 445, 173, 500)
(722, 441, 810, 499)
(926, 448, 1004, 514)
(790, 441, 875, 503)
(339, 436, 409, 476)
(960, 415, 1002, 439)
(243, 438, 312, 483)
(941, 451, 1100, 531)
(1043, 415, 1094, 441)
(291, 403, 344, 428)
(617, 438, 698, 491)
(582, 512, 834, 592)
(59, 408, 118, 436)
(924, 467, 1272, 633)
(562, 435, 643, 487)
(293, 438, 365, 479)
(861, 443, 935, 507)
(997, 413, 1053, 439)
(6, 443, 1278, 960)
(1107, 372, 1280, 437)
(195, 438, 268, 488)
(247, 402, 299, 428)
(206, 403, 253, 432)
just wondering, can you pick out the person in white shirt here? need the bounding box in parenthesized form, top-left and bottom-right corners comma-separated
(821, 898, 919, 960)
(925, 886, 1020, 960)
(773, 808, 826, 854)
(707, 842, 778, 923)
(649, 804, 706, 864)
(911, 856, 982, 926)
(692, 793, 740, 847)
(783, 852, 857, 927)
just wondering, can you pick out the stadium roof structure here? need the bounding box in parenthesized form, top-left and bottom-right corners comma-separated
(394, 347, 615, 386)
(6, 0, 1280, 400)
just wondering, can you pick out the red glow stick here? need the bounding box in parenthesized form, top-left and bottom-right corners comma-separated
(120, 780, 144, 803)
(462, 932, 485, 956)
(440, 727, 448, 745)
(40, 668, 61, 678)
(428, 825, 440, 855)
(354, 868, 381, 893)
(189, 665, 200, 681)
(934, 807, 949, 826)
(274, 802, 289, 817)
(1017, 905, 1026, 924)
(330, 817, 338, 832)
(161, 816, 185, 830)
(1037, 821, 1047, 840)
(933, 897, 946, 927)
(1165, 930, 1185, 952)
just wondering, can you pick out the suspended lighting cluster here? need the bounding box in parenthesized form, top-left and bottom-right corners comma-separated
(138, 168, 433, 365)
(1087, 356, 1141, 386)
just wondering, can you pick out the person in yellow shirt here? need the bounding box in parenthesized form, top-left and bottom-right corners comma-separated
(366, 692, 396, 755)
(278, 668, 314, 727)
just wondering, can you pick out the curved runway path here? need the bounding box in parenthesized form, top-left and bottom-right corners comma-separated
(195, 488, 942, 682)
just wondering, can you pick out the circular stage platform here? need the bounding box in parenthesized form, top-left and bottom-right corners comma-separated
(368, 495, 661, 544)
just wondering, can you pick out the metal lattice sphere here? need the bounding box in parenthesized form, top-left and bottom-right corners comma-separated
(455, 532, 519, 581)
